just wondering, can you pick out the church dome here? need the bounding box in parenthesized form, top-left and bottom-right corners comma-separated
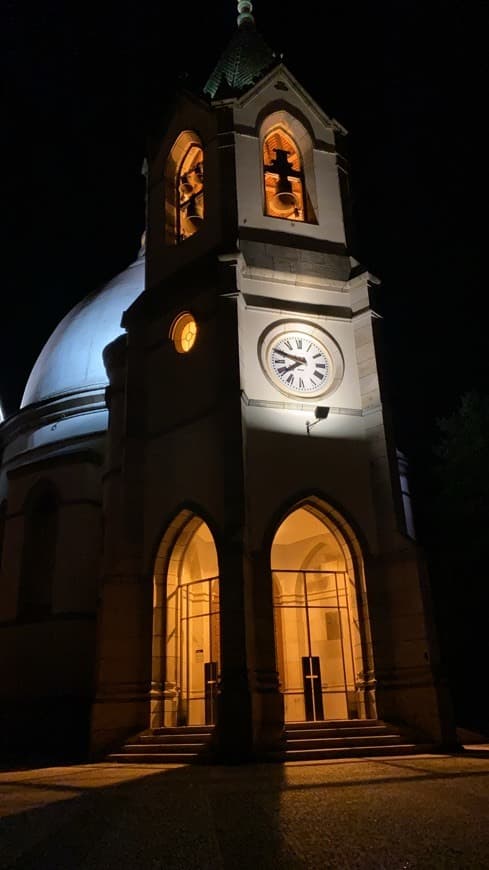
(21, 257, 145, 409)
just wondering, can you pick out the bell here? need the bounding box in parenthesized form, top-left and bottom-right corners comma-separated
(185, 191, 204, 227)
(193, 162, 203, 184)
(272, 176, 298, 213)
(180, 174, 194, 198)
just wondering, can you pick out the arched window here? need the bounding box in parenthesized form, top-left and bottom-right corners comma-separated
(19, 482, 59, 619)
(165, 132, 204, 244)
(263, 128, 306, 221)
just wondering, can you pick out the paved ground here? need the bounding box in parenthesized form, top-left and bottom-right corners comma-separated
(1, 749, 489, 869)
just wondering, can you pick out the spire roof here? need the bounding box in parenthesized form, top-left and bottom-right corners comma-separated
(203, 2, 277, 100)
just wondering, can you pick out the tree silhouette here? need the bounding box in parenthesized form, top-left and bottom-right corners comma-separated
(426, 390, 489, 733)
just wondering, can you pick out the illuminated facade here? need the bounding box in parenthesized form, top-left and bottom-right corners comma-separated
(0, 3, 456, 762)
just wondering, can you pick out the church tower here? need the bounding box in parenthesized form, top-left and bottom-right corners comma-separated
(0, 2, 456, 764)
(89, 2, 455, 759)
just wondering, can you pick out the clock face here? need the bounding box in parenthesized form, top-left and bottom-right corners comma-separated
(266, 330, 332, 397)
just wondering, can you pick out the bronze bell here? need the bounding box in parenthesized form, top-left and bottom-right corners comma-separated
(180, 174, 194, 198)
(272, 176, 298, 213)
(185, 191, 204, 227)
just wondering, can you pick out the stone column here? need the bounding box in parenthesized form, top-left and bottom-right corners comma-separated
(90, 333, 152, 756)
(247, 547, 284, 754)
(216, 539, 253, 762)
(213, 285, 252, 762)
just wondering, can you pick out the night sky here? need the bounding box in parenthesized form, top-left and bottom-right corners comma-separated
(2, 0, 484, 506)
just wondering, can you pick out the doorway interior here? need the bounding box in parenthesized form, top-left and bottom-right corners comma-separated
(164, 518, 220, 726)
(272, 506, 365, 722)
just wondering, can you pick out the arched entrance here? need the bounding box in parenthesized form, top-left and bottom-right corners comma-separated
(272, 504, 370, 723)
(153, 514, 220, 727)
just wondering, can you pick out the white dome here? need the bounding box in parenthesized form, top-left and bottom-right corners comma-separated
(21, 258, 145, 408)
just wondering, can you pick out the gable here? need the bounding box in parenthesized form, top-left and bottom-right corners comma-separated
(232, 64, 347, 143)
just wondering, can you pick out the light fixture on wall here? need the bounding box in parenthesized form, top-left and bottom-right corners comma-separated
(306, 406, 330, 435)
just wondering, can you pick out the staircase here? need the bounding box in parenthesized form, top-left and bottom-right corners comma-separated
(106, 725, 215, 765)
(106, 719, 431, 765)
(270, 719, 432, 762)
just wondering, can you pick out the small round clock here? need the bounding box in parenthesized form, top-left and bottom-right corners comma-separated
(259, 321, 343, 399)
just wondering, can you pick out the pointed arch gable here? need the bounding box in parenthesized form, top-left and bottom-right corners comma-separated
(150, 502, 221, 583)
(263, 491, 369, 567)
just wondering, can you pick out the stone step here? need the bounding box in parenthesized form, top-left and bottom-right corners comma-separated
(268, 743, 429, 762)
(105, 720, 427, 765)
(285, 719, 385, 731)
(136, 733, 213, 745)
(285, 735, 405, 750)
(284, 726, 395, 739)
(150, 726, 213, 736)
(107, 752, 209, 765)
(115, 742, 209, 753)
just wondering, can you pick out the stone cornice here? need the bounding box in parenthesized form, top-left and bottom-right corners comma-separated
(0, 388, 107, 452)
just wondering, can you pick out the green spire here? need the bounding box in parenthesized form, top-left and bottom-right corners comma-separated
(203, 2, 276, 100)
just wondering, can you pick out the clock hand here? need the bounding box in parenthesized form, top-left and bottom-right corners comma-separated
(277, 350, 307, 364)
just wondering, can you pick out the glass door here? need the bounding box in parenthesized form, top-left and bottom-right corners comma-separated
(178, 576, 220, 726)
(273, 569, 356, 721)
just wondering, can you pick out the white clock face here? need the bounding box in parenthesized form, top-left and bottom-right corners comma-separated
(266, 331, 332, 397)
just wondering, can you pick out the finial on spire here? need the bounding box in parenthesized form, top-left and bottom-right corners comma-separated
(237, 0, 255, 28)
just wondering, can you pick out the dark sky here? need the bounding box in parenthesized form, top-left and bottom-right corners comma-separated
(1, 0, 485, 483)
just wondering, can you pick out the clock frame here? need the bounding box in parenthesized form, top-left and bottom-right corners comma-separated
(258, 320, 344, 399)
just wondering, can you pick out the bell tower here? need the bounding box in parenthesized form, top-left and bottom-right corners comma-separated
(90, 1, 455, 760)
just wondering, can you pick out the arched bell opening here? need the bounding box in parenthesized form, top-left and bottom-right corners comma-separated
(151, 511, 220, 729)
(259, 110, 318, 224)
(263, 127, 306, 221)
(164, 131, 205, 245)
(271, 501, 375, 723)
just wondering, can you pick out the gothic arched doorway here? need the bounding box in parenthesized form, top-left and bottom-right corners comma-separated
(153, 514, 220, 728)
(272, 504, 371, 723)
